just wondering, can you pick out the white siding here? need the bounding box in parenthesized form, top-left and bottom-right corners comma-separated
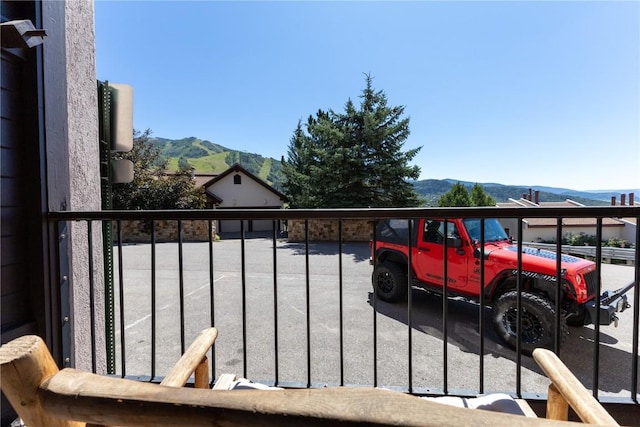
(207, 172, 283, 208)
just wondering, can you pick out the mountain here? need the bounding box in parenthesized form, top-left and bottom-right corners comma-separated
(412, 180, 613, 206)
(150, 137, 634, 205)
(149, 136, 284, 189)
(436, 179, 640, 205)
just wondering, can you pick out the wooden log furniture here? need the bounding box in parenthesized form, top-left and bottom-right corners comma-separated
(0, 327, 619, 426)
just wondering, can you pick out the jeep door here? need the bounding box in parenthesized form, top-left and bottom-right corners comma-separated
(413, 219, 469, 292)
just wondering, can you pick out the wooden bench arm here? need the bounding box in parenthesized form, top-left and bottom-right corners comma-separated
(160, 327, 218, 388)
(0, 335, 83, 427)
(40, 369, 577, 427)
(532, 348, 619, 425)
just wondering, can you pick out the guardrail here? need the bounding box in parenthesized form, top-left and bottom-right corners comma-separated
(48, 206, 640, 408)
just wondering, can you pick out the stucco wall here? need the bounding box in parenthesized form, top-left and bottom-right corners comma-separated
(287, 219, 374, 242)
(43, 0, 105, 372)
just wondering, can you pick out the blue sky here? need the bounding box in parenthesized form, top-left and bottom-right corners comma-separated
(95, 1, 639, 191)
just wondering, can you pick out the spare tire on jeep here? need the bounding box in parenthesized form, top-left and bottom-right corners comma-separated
(372, 262, 408, 303)
(491, 291, 567, 355)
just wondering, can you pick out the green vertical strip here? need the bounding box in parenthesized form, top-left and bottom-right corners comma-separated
(98, 81, 116, 374)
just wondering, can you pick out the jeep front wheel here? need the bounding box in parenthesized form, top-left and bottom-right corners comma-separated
(372, 262, 408, 303)
(491, 291, 566, 355)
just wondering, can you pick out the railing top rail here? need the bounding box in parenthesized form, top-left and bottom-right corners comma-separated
(48, 206, 640, 221)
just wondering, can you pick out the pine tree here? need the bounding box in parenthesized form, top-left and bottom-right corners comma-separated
(281, 121, 318, 208)
(438, 182, 472, 207)
(470, 183, 496, 207)
(282, 74, 421, 208)
(438, 182, 496, 207)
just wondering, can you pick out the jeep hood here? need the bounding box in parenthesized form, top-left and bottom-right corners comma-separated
(485, 244, 594, 274)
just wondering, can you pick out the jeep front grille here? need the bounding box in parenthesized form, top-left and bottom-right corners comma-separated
(584, 270, 598, 297)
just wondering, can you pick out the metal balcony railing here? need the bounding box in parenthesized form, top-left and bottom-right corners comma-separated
(48, 206, 640, 405)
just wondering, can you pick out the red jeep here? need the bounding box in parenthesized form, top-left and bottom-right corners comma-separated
(370, 218, 631, 354)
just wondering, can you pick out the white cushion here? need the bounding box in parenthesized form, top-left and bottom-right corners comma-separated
(421, 393, 527, 416)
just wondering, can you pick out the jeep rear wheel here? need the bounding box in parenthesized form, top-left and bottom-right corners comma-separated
(372, 262, 408, 303)
(492, 291, 566, 355)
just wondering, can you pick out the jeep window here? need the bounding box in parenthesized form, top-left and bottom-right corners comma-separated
(376, 219, 409, 244)
(463, 218, 509, 243)
(423, 220, 459, 244)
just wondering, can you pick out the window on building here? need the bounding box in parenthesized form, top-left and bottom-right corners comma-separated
(234, 174, 241, 184)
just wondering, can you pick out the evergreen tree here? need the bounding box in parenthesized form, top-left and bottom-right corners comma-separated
(283, 74, 421, 208)
(438, 182, 496, 207)
(438, 182, 472, 207)
(178, 156, 191, 170)
(281, 121, 319, 208)
(470, 183, 496, 206)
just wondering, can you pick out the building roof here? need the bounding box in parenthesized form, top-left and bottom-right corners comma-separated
(524, 217, 626, 227)
(496, 199, 584, 208)
(497, 197, 627, 228)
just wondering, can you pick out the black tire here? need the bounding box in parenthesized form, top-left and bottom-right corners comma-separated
(491, 291, 567, 355)
(372, 262, 408, 303)
(566, 307, 587, 326)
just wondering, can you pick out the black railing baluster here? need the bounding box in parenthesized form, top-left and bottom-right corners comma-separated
(241, 220, 247, 378)
(516, 218, 523, 396)
(151, 221, 157, 380)
(57, 221, 72, 370)
(372, 219, 378, 388)
(116, 220, 126, 377)
(178, 220, 185, 354)
(407, 218, 413, 394)
(272, 220, 279, 387)
(632, 217, 640, 402)
(338, 220, 344, 387)
(479, 218, 485, 394)
(554, 218, 562, 354)
(442, 218, 448, 395)
(305, 220, 311, 388)
(87, 220, 96, 373)
(208, 219, 215, 385)
(593, 218, 603, 398)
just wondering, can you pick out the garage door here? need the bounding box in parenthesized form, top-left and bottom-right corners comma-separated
(218, 219, 274, 234)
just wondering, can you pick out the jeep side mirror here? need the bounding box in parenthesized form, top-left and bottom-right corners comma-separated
(447, 237, 462, 248)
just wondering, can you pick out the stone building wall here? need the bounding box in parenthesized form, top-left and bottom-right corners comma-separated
(287, 219, 373, 242)
(114, 220, 216, 243)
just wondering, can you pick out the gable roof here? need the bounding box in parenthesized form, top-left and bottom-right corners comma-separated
(202, 163, 288, 203)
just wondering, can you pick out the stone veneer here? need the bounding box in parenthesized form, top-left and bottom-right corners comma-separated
(114, 220, 216, 243)
(287, 219, 373, 242)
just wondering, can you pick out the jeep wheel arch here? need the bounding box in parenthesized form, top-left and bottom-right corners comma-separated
(375, 249, 407, 266)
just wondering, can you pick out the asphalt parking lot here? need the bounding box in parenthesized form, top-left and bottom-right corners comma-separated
(114, 237, 638, 399)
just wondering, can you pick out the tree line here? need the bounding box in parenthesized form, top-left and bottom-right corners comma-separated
(114, 75, 494, 209)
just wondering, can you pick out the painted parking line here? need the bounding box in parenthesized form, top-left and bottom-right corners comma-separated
(123, 274, 226, 331)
